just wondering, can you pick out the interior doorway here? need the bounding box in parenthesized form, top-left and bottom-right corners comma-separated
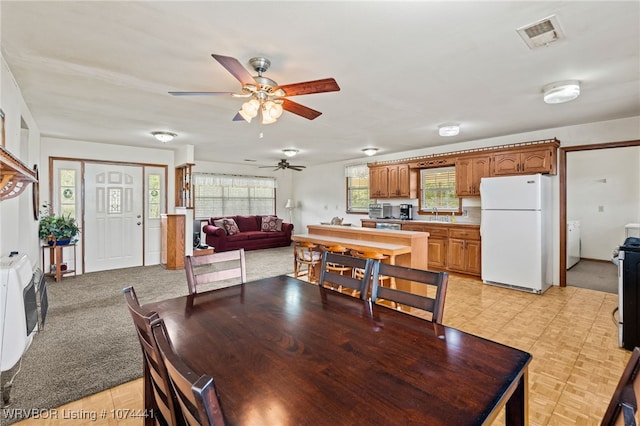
(560, 140, 640, 289)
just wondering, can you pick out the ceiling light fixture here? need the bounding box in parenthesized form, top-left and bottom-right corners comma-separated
(151, 131, 177, 143)
(438, 124, 460, 137)
(238, 97, 284, 125)
(283, 149, 299, 157)
(543, 80, 580, 104)
(362, 148, 379, 156)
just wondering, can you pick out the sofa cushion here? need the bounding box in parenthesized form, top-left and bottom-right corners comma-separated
(244, 231, 271, 240)
(261, 215, 282, 232)
(235, 215, 259, 232)
(226, 232, 250, 242)
(223, 218, 240, 235)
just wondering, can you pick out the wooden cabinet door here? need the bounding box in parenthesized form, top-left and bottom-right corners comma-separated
(428, 238, 447, 269)
(369, 167, 389, 198)
(447, 238, 466, 272)
(361, 220, 377, 228)
(397, 165, 411, 197)
(455, 158, 474, 196)
(521, 148, 552, 174)
(470, 156, 491, 195)
(492, 152, 521, 176)
(388, 166, 400, 197)
(465, 240, 482, 275)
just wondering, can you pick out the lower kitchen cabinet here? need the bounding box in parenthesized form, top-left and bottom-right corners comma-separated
(447, 228, 481, 276)
(402, 223, 448, 270)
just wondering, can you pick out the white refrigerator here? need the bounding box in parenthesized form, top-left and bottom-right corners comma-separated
(480, 174, 552, 294)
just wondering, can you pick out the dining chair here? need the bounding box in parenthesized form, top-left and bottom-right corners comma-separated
(152, 318, 227, 426)
(318, 252, 376, 300)
(601, 346, 640, 426)
(122, 286, 182, 426)
(370, 263, 449, 324)
(184, 249, 246, 295)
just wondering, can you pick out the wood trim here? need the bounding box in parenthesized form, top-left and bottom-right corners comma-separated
(559, 139, 640, 287)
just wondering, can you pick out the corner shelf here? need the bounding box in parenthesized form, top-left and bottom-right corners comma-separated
(0, 146, 38, 201)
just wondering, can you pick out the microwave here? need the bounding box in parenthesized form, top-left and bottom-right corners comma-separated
(369, 203, 392, 219)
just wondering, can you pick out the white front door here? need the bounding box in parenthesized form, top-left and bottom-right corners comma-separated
(84, 163, 144, 272)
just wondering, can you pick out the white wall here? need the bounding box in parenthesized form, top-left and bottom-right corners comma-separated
(293, 116, 640, 286)
(567, 146, 640, 260)
(0, 56, 42, 266)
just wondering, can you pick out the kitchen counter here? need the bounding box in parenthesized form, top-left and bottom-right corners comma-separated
(362, 218, 480, 227)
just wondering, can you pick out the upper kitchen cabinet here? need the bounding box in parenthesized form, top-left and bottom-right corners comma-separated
(492, 145, 557, 176)
(369, 164, 416, 199)
(455, 155, 491, 197)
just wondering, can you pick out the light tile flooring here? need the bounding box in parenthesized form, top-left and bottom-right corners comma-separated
(14, 273, 630, 425)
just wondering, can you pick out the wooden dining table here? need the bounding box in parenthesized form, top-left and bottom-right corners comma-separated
(144, 275, 531, 426)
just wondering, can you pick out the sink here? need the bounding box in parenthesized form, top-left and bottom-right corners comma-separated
(428, 218, 451, 223)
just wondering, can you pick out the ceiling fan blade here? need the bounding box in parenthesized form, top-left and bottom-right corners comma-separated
(275, 78, 340, 97)
(211, 54, 256, 86)
(232, 112, 246, 122)
(281, 99, 322, 120)
(288, 167, 305, 171)
(168, 91, 236, 96)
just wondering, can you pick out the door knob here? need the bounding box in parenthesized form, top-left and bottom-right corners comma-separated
(137, 222, 141, 226)
(137, 215, 141, 218)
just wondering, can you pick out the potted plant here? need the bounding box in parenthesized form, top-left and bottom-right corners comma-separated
(38, 202, 80, 246)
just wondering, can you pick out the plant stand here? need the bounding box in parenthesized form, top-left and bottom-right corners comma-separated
(42, 243, 77, 282)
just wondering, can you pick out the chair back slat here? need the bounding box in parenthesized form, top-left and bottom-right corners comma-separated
(371, 263, 449, 324)
(318, 252, 374, 300)
(122, 286, 181, 425)
(185, 249, 246, 295)
(602, 347, 640, 426)
(152, 319, 227, 426)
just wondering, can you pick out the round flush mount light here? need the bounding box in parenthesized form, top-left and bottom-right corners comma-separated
(151, 131, 177, 143)
(362, 148, 379, 156)
(283, 149, 299, 157)
(543, 80, 580, 104)
(438, 124, 460, 137)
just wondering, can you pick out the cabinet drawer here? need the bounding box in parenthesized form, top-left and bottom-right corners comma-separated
(449, 228, 480, 240)
(422, 227, 449, 238)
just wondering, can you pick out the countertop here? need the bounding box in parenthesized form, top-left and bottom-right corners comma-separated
(361, 218, 480, 227)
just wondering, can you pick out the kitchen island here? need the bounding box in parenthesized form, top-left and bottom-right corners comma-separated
(293, 224, 428, 270)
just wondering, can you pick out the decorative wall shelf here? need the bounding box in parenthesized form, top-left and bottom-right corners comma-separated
(1, 146, 38, 201)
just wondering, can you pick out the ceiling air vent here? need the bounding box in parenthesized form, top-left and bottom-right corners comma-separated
(517, 15, 565, 49)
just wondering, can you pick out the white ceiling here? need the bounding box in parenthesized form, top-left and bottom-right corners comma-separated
(2, 1, 639, 169)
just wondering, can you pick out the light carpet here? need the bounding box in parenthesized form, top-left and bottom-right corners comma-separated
(2, 246, 293, 424)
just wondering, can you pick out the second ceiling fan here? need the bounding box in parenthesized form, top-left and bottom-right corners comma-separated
(169, 54, 340, 123)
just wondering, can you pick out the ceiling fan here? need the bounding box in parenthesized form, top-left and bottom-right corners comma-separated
(169, 54, 340, 123)
(259, 159, 306, 172)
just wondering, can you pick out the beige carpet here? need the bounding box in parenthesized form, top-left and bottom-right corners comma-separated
(2, 246, 294, 424)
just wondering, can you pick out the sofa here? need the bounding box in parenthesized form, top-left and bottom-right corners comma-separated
(202, 215, 294, 252)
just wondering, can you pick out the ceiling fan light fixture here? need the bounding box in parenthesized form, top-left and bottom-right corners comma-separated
(151, 131, 177, 143)
(362, 148, 379, 156)
(242, 99, 260, 116)
(438, 124, 460, 137)
(238, 110, 253, 123)
(543, 80, 580, 104)
(283, 149, 299, 157)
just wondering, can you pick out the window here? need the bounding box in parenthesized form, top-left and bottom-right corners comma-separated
(345, 164, 371, 213)
(148, 174, 161, 219)
(59, 169, 77, 218)
(420, 167, 459, 212)
(193, 173, 276, 218)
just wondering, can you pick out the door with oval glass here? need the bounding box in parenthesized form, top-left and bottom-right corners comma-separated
(84, 163, 143, 272)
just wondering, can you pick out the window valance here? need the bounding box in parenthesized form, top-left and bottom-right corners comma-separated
(193, 173, 277, 189)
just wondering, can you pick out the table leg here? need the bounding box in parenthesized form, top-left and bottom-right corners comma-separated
(55, 246, 63, 283)
(505, 368, 528, 426)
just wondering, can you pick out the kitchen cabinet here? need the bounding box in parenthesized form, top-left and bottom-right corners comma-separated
(361, 220, 377, 228)
(402, 223, 448, 270)
(161, 214, 185, 270)
(368, 164, 415, 198)
(369, 166, 389, 198)
(447, 228, 481, 276)
(455, 155, 491, 197)
(492, 147, 555, 176)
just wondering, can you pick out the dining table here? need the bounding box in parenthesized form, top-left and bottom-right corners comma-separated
(144, 274, 531, 426)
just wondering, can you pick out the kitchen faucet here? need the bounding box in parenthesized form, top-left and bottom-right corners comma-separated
(433, 207, 438, 221)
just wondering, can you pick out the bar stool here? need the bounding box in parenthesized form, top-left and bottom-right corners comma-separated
(322, 245, 354, 294)
(351, 250, 393, 302)
(294, 241, 323, 283)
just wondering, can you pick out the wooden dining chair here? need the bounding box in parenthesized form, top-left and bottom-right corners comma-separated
(122, 286, 182, 426)
(370, 263, 449, 324)
(318, 252, 376, 300)
(184, 249, 246, 295)
(601, 347, 640, 426)
(293, 241, 323, 283)
(152, 318, 227, 426)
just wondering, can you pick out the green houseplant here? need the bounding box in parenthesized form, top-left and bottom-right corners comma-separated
(38, 202, 80, 245)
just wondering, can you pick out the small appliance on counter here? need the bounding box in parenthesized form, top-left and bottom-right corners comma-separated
(368, 203, 392, 219)
(399, 204, 413, 220)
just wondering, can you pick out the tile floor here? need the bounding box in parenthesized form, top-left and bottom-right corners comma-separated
(13, 273, 630, 425)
